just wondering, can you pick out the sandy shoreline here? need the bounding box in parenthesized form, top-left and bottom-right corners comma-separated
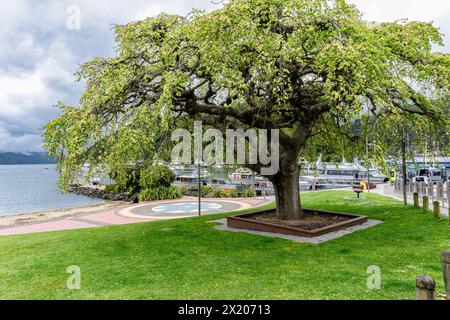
(0, 201, 129, 227)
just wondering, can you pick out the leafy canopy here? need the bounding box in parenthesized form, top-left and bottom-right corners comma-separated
(44, 0, 449, 188)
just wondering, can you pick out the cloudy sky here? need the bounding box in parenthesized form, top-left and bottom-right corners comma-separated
(0, 0, 449, 153)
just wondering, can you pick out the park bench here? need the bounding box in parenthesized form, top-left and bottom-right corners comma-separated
(353, 186, 364, 198)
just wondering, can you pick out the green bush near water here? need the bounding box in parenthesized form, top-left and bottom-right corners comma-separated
(139, 186, 181, 201)
(103, 184, 119, 193)
(139, 164, 175, 190)
(109, 167, 141, 194)
(107, 164, 180, 201)
(107, 163, 257, 201)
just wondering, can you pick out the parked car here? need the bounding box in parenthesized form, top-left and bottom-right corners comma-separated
(412, 176, 431, 184)
(416, 168, 444, 184)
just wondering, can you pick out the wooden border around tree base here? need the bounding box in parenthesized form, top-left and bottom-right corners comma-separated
(227, 209, 368, 238)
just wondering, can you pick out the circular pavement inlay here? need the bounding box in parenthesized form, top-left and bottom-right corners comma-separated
(125, 200, 244, 219)
(151, 202, 223, 214)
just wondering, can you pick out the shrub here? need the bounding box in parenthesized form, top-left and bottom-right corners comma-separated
(179, 186, 188, 195)
(139, 186, 181, 202)
(201, 186, 213, 197)
(104, 184, 119, 193)
(140, 164, 175, 190)
(184, 186, 213, 197)
(212, 188, 226, 198)
(109, 167, 141, 194)
(230, 188, 241, 198)
(243, 187, 257, 198)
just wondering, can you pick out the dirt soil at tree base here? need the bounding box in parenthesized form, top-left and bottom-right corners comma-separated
(249, 211, 352, 231)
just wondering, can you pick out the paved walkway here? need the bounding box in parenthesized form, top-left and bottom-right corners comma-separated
(0, 197, 274, 237)
(5, 185, 444, 237)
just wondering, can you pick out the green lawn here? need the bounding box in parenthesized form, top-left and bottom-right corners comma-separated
(0, 191, 448, 300)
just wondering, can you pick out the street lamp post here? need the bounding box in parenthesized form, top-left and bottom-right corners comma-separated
(365, 102, 372, 193)
(366, 136, 370, 193)
(197, 162, 201, 216)
(401, 120, 408, 206)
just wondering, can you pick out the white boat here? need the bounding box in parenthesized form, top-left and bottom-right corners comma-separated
(301, 160, 389, 188)
(173, 174, 200, 186)
(229, 168, 255, 184)
(299, 175, 322, 191)
(229, 168, 275, 194)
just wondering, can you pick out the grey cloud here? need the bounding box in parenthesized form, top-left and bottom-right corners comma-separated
(0, 127, 43, 153)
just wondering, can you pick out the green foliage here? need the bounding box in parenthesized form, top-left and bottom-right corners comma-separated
(186, 185, 214, 197)
(43, 0, 449, 191)
(230, 188, 241, 198)
(139, 164, 175, 190)
(212, 188, 226, 198)
(228, 187, 257, 198)
(201, 186, 214, 197)
(243, 187, 257, 198)
(139, 186, 181, 201)
(106, 164, 176, 196)
(110, 166, 141, 194)
(104, 184, 119, 193)
(179, 186, 188, 195)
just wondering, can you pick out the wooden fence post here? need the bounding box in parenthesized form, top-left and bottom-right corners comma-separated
(448, 207, 450, 226)
(447, 181, 450, 210)
(433, 201, 440, 219)
(413, 193, 419, 207)
(441, 251, 450, 299)
(422, 196, 429, 213)
(416, 275, 435, 300)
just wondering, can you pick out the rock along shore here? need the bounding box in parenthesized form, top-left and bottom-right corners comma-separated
(69, 185, 138, 203)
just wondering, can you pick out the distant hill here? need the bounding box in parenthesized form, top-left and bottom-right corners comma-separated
(0, 152, 56, 165)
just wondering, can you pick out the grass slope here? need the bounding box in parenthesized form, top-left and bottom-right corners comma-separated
(0, 191, 448, 300)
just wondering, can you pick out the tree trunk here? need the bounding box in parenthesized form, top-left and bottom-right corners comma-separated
(271, 165, 303, 220)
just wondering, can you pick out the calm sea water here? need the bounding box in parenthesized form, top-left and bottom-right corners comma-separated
(0, 164, 104, 216)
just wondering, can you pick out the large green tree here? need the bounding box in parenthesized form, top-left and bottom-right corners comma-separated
(45, 0, 449, 220)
